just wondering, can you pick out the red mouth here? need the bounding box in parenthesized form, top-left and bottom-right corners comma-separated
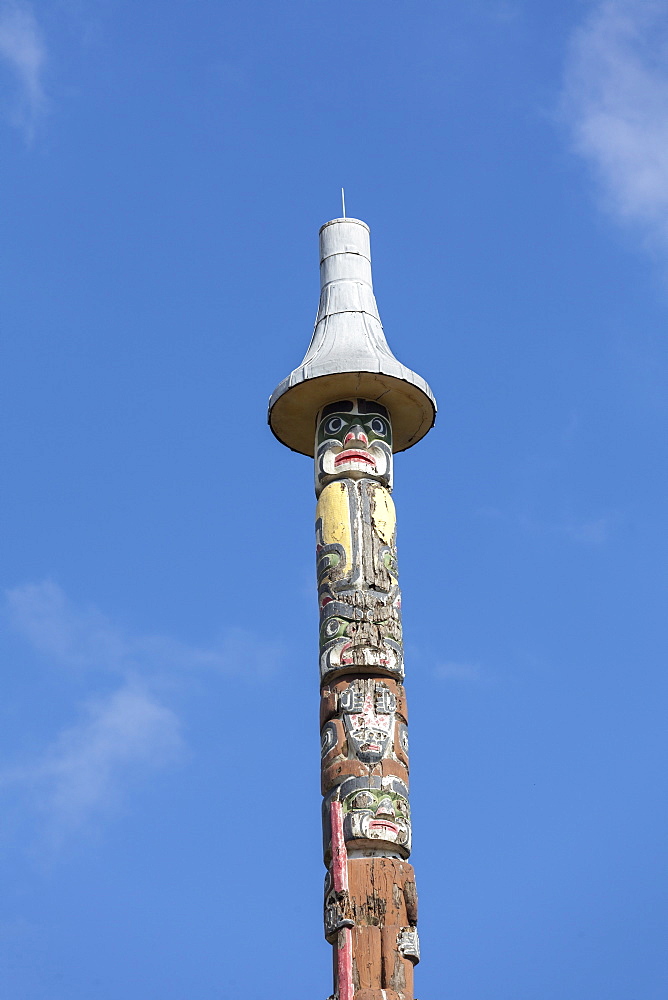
(369, 820, 398, 834)
(334, 450, 375, 468)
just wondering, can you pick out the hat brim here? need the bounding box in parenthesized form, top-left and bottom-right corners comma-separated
(268, 371, 436, 457)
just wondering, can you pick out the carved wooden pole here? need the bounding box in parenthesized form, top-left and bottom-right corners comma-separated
(269, 217, 436, 1000)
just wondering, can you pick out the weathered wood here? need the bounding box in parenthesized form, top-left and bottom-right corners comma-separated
(334, 858, 420, 1000)
(350, 858, 419, 1000)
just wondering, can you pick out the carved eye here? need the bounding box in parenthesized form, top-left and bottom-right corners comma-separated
(325, 619, 341, 638)
(370, 417, 386, 436)
(352, 791, 374, 809)
(326, 416, 344, 434)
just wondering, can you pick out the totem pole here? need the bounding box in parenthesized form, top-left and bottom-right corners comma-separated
(268, 216, 436, 1000)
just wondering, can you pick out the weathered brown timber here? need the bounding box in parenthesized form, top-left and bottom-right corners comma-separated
(331, 858, 419, 1000)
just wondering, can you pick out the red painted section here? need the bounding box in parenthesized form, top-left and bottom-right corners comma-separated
(330, 801, 353, 1000)
(331, 801, 348, 892)
(338, 927, 354, 1000)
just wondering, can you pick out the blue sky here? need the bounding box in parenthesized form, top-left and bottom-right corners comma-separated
(1, 1, 667, 997)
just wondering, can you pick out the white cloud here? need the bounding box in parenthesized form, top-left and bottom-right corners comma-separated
(562, 1, 668, 244)
(2, 581, 283, 843)
(0, 1, 45, 139)
(5, 580, 283, 678)
(6, 580, 130, 670)
(2, 683, 183, 840)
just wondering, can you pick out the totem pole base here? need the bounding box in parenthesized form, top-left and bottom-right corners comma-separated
(328, 993, 416, 1000)
(353, 991, 412, 1000)
(350, 923, 415, 999)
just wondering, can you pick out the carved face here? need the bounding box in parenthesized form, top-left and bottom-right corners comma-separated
(315, 399, 393, 494)
(319, 599, 403, 681)
(341, 683, 396, 764)
(340, 777, 411, 853)
(323, 777, 412, 859)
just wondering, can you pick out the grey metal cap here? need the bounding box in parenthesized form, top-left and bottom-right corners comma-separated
(268, 217, 436, 456)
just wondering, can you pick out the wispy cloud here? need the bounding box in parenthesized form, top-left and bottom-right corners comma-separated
(478, 506, 617, 546)
(2, 683, 183, 843)
(561, 1, 668, 246)
(6, 580, 284, 678)
(2, 581, 283, 843)
(434, 661, 482, 683)
(556, 515, 613, 545)
(0, 1, 45, 139)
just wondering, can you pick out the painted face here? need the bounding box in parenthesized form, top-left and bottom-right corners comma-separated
(339, 777, 411, 854)
(344, 787, 410, 847)
(315, 399, 393, 494)
(323, 777, 412, 859)
(319, 599, 403, 681)
(341, 684, 396, 764)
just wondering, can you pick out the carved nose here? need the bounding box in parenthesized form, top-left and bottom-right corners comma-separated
(375, 797, 395, 818)
(344, 428, 368, 446)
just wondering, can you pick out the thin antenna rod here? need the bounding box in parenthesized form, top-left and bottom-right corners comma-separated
(341, 188, 346, 219)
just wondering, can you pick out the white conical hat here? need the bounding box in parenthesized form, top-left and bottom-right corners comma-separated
(268, 218, 436, 457)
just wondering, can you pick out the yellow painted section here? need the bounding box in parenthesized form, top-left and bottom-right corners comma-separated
(317, 481, 353, 555)
(369, 484, 396, 545)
